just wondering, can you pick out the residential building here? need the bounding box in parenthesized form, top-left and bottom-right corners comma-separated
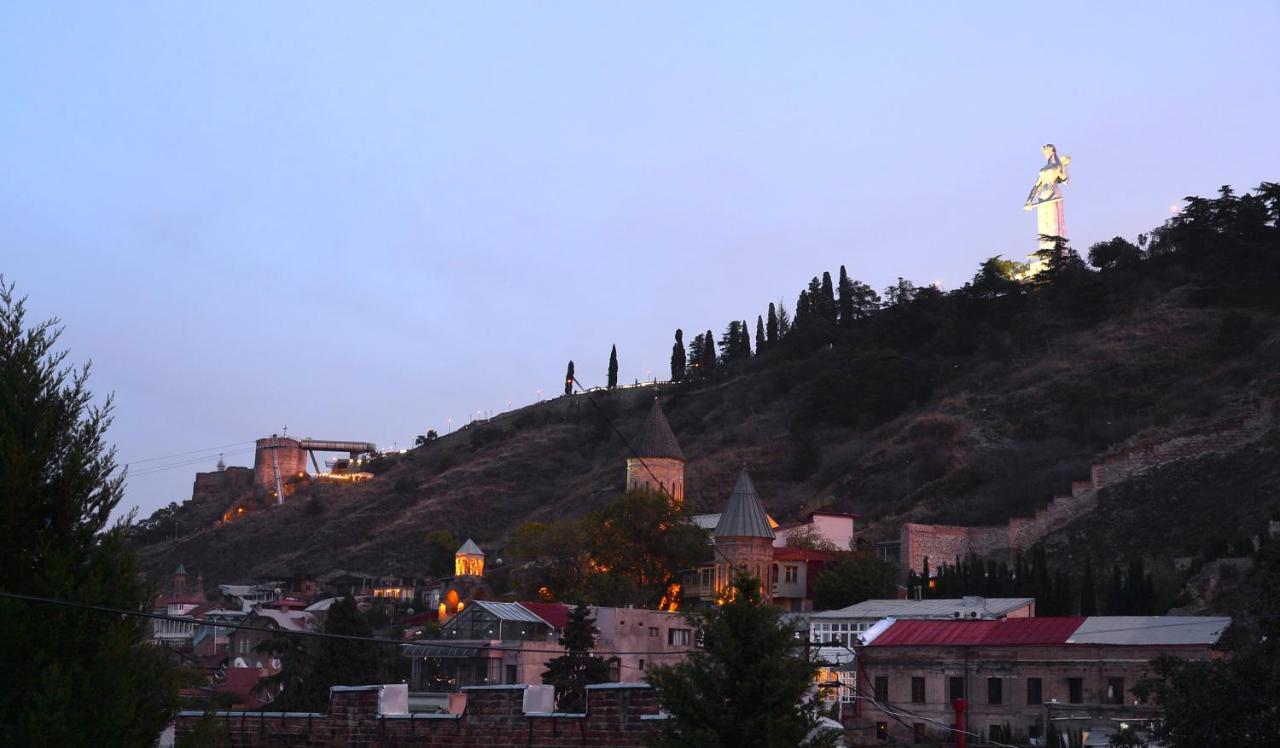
(404, 601, 693, 692)
(855, 615, 1229, 744)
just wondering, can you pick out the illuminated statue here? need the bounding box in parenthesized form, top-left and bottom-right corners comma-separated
(1024, 144, 1071, 267)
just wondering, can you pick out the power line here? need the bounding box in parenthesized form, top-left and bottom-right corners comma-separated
(127, 448, 256, 478)
(123, 440, 256, 466)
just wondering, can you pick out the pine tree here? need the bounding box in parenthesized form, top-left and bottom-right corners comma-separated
(670, 329, 686, 382)
(258, 597, 381, 712)
(0, 280, 184, 745)
(755, 315, 765, 355)
(847, 279, 881, 319)
(607, 345, 618, 390)
(718, 321, 744, 363)
(564, 360, 575, 396)
(766, 303, 779, 345)
(541, 604, 610, 712)
(687, 333, 706, 380)
(646, 574, 833, 747)
(837, 265, 854, 325)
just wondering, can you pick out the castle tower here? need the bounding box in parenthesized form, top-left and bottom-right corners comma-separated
(253, 436, 307, 499)
(626, 398, 685, 506)
(173, 563, 188, 595)
(455, 539, 485, 577)
(712, 469, 776, 603)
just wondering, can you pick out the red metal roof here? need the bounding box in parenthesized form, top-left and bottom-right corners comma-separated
(518, 601, 572, 629)
(869, 617, 1086, 647)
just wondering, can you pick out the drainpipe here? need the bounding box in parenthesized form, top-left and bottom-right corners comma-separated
(953, 697, 967, 748)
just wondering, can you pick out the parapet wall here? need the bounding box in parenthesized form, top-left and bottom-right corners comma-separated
(901, 409, 1271, 573)
(175, 683, 665, 747)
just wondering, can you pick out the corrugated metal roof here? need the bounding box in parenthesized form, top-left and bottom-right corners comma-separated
(633, 399, 684, 460)
(471, 600, 550, 625)
(1067, 616, 1230, 646)
(810, 597, 1036, 621)
(869, 617, 1086, 647)
(518, 602, 572, 629)
(456, 538, 484, 556)
(714, 469, 775, 539)
(402, 642, 484, 658)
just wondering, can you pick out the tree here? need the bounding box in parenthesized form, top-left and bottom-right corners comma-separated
(607, 345, 618, 389)
(541, 604, 610, 712)
(755, 316, 765, 355)
(766, 303, 779, 346)
(846, 279, 880, 319)
(258, 597, 381, 712)
(424, 529, 460, 578)
(819, 272, 837, 323)
(1087, 236, 1143, 270)
(646, 574, 836, 747)
(0, 280, 185, 745)
(837, 265, 854, 325)
(1079, 558, 1098, 616)
(671, 329, 686, 382)
(414, 429, 439, 447)
(701, 329, 716, 374)
(564, 360, 575, 396)
(812, 552, 898, 610)
(882, 277, 917, 307)
(776, 301, 791, 338)
(687, 333, 708, 381)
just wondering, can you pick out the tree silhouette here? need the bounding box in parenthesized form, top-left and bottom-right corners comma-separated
(541, 604, 610, 712)
(766, 302, 779, 346)
(670, 329, 686, 382)
(755, 315, 765, 355)
(564, 360, 574, 396)
(607, 345, 618, 390)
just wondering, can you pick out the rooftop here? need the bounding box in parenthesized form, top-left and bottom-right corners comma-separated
(713, 469, 775, 540)
(1067, 616, 1230, 646)
(809, 597, 1036, 621)
(632, 398, 684, 461)
(456, 538, 484, 556)
(866, 615, 1231, 648)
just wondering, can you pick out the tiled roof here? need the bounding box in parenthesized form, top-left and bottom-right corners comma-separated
(714, 469, 775, 540)
(632, 399, 684, 460)
(868, 617, 1086, 646)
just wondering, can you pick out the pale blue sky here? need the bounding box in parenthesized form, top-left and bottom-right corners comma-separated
(2, 2, 1276, 519)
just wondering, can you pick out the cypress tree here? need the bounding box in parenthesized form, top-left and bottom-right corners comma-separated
(670, 329, 686, 382)
(607, 345, 618, 390)
(755, 315, 765, 355)
(820, 271, 837, 322)
(542, 604, 610, 712)
(564, 360, 575, 396)
(1080, 558, 1098, 616)
(766, 303, 778, 345)
(702, 329, 716, 373)
(740, 320, 751, 357)
(777, 301, 791, 337)
(838, 265, 854, 325)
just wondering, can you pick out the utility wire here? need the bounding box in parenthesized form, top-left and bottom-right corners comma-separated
(123, 440, 256, 466)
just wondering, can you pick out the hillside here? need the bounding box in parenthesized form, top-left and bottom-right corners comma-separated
(135, 184, 1280, 603)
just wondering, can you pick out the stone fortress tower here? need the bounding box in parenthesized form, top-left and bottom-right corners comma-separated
(626, 398, 685, 506)
(713, 468, 776, 603)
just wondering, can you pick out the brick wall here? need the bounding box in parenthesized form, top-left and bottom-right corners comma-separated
(253, 437, 309, 494)
(899, 408, 1272, 573)
(176, 683, 665, 747)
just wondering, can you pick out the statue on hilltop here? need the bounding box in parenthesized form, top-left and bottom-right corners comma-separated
(1023, 144, 1071, 273)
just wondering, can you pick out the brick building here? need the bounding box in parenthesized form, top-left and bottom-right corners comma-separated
(854, 615, 1229, 744)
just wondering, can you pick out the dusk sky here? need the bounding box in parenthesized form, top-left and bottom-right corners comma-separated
(2, 2, 1277, 521)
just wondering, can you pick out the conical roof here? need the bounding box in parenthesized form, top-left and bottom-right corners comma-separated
(713, 469, 775, 539)
(456, 538, 484, 556)
(633, 398, 684, 460)
(175, 563, 187, 575)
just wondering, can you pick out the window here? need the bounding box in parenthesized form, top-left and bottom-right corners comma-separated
(913, 723, 926, 743)
(874, 676, 889, 702)
(505, 665, 517, 684)
(990, 724, 1005, 742)
(784, 565, 799, 583)
(949, 676, 965, 701)
(837, 671, 857, 704)
(1027, 677, 1043, 704)
(668, 628, 691, 646)
(811, 622, 872, 647)
(1106, 677, 1124, 704)
(699, 568, 712, 589)
(771, 565, 779, 584)
(911, 677, 926, 703)
(638, 659, 645, 671)
(648, 626, 659, 637)
(987, 677, 1003, 705)
(1068, 677, 1083, 704)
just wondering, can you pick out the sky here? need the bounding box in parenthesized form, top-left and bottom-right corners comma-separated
(2, 2, 1277, 521)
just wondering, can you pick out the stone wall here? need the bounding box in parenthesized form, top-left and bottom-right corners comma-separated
(192, 466, 254, 499)
(176, 683, 665, 747)
(626, 457, 684, 505)
(253, 437, 309, 494)
(900, 409, 1271, 573)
